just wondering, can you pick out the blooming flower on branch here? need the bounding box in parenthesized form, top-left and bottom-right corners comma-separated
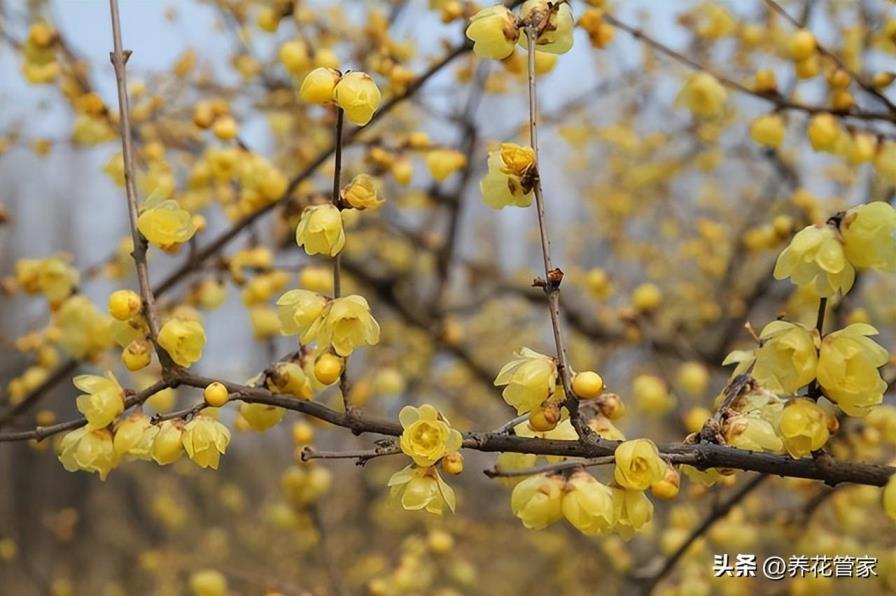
(57, 427, 120, 480)
(816, 323, 889, 416)
(481, 143, 537, 209)
(388, 465, 456, 515)
(511, 473, 565, 529)
(494, 347, 559, 415)
(774, 224, 854, 298)
(562, 471, 615, 535)
(305, 295, 380, 357)
(613, 439, 666, 491)
(182, 415, 231, 469)
(74, 373, 125, 430)
(398, 404, 463, 468)
(750, 320, 819, 394)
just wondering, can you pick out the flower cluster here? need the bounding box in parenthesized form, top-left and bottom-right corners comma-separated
(389, 405, 463, 515)
(465, 1, 575, 61)
(299, 68, 381, 126)
(277, 291, 380, 358)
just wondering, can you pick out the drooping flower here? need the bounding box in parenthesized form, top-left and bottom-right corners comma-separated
(182, 416, 231, 470)
(74, 373, 125, 430)
(613, 439, 666, 491)
(305, 295, 380, 356)
(561, 471, 615, 535)
(239, 402, 285, 431)
(510, 473, 565, 529)
(611, 486, 654, 539)
(398, 404, 463, 468)
(751, 321, 819, 394)
(776, 398, 831, 458)
(388, 465, 456, 515)
(276, 289, 328, 339)
(840, 202, 896, 272)
(295, 204, 345, 257)
(773, 224, 854, 297)
(113, 412, 157, 460)
(465, 5, 520, 60)
(518, 0, 575, 55)
(493, 347, 558, 414)
(151, 420, 185, 465)
(158, 318, 206, 368)
(57, 427, 120, 480)
(817, 323, 889, 416)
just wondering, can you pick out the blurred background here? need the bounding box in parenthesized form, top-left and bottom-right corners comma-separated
(2, 0, 896, 594)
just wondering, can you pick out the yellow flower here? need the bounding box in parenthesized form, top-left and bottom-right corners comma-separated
(15, 256, 79, 303)
(305, 295, 380, 356)
(398, 404, 463, 468)
(562, 471, 615, 535)
(614, 439, 666, 491)
(841, 202, 896, 272)
(465, 6, 520, 60)
(724, 413, 784, 453)
(633, 374, 674, 414)
(884, 474, 896, 522)
(299, 67, 340, 104)
(113, 412, 157, 460)
(510, 473, 565, 529)
(493, 347, 558, 414)
(265, 361, 312, 399)
(275, 289, 327, 340)
(151, 420, 185, 465)
(518, 0, 575, 55)
(55, 295, 114, 359)
(57, 427, 120, 480)
(776, 398, 831, 458)
(611, 487, 654, 538)
(817, 323, 889, 416)
(137, 196, 196, 247)
(158, 318, 206, 367)
(676, 72, 727, 117)
(749, 114, 785, 148)
(341, 174, 383, 210)
(239, 402, 285, 431)
(751, 320, 819, 394)
(333, 71, 381, 126)
(182, 415, 231, 469)
(807, 113, 841, 152)
(677, 361, 709, 396)
(74, 373, 125, 430)
(425, 149, 467, 181)
(388, 465, 456, 515)
(774, 224, 855, 297)
(480, 143, 536, 209)
(189, 569, 228, 596)
(295, 204, 345, 256)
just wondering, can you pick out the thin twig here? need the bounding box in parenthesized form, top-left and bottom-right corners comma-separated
(484, 455, 616, 478)
(523, 24, 584, 438)
(108, 0, 163, 346)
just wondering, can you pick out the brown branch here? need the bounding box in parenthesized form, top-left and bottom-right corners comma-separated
(763, 0, 896, 115)
(108, 0, 163, 347)
(602, 12, 896, 124)
(523, 25, 584, 437)
(0, 30, 482, 427)
(0, 379, 170, 443)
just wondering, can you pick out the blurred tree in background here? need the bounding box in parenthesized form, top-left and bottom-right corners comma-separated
(2, 0, 896, 594)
